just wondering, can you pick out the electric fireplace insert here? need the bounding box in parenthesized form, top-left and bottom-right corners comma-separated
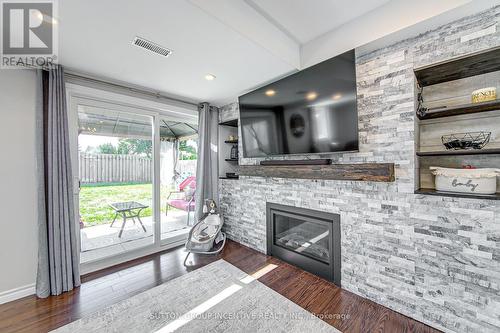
(266, 203, 341, 286)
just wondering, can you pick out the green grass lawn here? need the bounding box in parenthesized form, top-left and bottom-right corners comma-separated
(79, 183, 175, 226)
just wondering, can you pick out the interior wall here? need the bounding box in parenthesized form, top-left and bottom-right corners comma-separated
(300, 0, 474, 68)
(219, 6, 500, 333)
(0, 70, 38, 299)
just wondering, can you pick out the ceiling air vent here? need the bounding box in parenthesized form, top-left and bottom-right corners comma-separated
(132, 36, 172, 57)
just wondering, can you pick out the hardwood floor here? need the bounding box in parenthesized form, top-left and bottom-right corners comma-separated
(0, 240, 440, 333)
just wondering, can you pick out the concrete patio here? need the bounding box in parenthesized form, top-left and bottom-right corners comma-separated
(80, 209, 191, 263)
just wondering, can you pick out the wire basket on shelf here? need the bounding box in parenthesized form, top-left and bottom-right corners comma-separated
(441, 131, 491, 150)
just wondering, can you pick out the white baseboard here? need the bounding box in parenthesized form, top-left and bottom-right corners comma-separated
(0, 284, 36, 304)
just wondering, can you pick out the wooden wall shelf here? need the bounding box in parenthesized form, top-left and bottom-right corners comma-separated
(415, 188, 500, 200)
(219, 176, 239, 180)
(416, 148, 500, 156)
(418, 99, 500, 120)
(238, 163, 395, 182)
(414, 46, 500, 86)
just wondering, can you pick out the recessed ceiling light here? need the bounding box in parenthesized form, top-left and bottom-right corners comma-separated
(265, 89, 276, 97)
(306, 92, 318, 101)
(332, 94, 342, 100)
(205, 74, 216, 81)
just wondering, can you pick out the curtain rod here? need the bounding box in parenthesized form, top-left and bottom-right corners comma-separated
(64, 69, 198, 107)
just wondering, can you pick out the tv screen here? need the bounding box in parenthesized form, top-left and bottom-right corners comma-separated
(239, 49, 358, 158)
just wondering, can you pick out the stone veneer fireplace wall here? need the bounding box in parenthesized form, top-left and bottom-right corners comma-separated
(218, 6, 500, 333)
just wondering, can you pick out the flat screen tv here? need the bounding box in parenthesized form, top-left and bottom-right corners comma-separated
(239, 49, 358, 158)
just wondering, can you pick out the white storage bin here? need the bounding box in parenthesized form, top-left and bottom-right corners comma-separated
(430, 167, 500, 195)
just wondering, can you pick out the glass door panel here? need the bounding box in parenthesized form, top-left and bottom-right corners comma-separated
(159, 118, 198, 242)
(77, 104, 155, 263)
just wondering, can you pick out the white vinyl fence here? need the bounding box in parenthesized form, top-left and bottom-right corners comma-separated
(79, 153, 197, 185)
(79, 153, 152, 184)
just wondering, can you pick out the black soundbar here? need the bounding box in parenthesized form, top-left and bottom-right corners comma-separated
(260, 159, 332, 166)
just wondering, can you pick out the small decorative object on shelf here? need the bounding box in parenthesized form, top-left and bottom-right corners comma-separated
(441, 131, 491, 150)
(430, 166, 500, 195)
(416, 86, 428, 119)
(472, 87, 496, 103)
(230, 144, 239, 159)
(228, 135, 238, 141)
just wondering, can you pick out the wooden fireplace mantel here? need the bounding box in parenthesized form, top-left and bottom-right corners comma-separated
(238, 163, 395, 182)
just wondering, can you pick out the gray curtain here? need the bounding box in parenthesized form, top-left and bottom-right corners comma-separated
(172, 139, 180, 183)
(195, 102, 219, 221)
(36, 66, 81, 298)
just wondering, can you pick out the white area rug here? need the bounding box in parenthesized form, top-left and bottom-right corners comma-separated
(52, 260, 339, 333)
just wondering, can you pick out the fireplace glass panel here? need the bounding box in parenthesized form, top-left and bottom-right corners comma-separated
(273, 214, 330, 263)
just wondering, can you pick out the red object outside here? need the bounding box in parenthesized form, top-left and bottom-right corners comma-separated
(178, 176, 196, 191)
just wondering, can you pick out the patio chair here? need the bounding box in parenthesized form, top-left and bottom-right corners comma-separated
(165, 176, 196, 225)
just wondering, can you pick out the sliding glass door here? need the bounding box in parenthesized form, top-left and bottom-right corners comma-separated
(68, 92, 198, 268)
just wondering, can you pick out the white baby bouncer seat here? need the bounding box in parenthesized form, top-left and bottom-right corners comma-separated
(184, 199, 226, 265)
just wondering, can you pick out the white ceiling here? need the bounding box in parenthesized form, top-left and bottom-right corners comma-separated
(59, 0, 295, 105)
(247, 0, 390, 44)
(58, 0, 483, 107)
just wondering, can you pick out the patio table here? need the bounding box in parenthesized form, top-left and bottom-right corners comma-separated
(109, 201, 148, 238)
